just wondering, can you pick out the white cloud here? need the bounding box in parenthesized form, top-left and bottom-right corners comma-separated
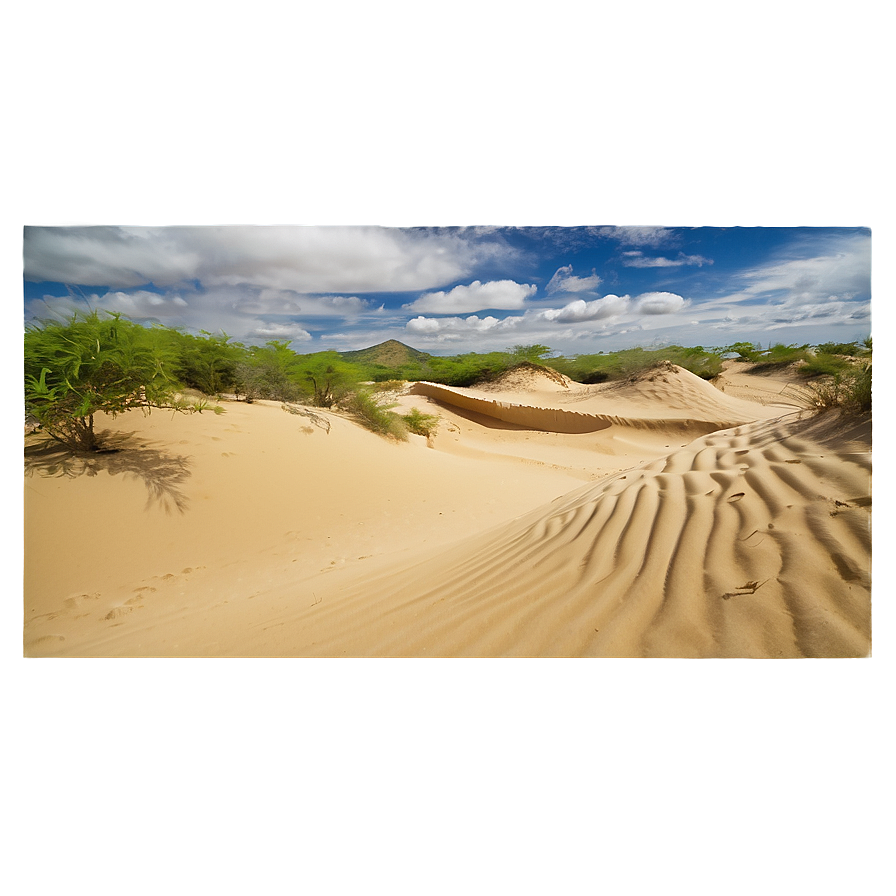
(622, 251, 712, 268)
(23, 227, 202, 288)
(406, 314, 511, 335)
(405, 280, 536, 314)
(636, 292, 687, 315)
(598, 226, 678, 248)
(700, 231, 871, 313)
(23, 225, 518, 293)
(545, 265, 601, 295)
(249, 322, 313, 342)
(543, 294, 630, 322)
(242, 289, 372, 317)
(407, 292, 636, 341)
(762, 301, 871, 330)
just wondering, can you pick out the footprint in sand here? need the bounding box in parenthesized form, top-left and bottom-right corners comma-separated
(103, 606, 133, 620)
(30, 635, 65, 646)
(63, 592, 100, 610)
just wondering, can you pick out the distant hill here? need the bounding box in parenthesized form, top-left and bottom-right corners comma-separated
(340, 340, 432, 368)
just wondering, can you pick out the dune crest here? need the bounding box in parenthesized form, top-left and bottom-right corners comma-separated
(408, 364, 785, 436)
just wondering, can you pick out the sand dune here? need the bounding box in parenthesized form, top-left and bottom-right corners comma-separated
(223, 411, 870, 658)
(23, 365, 871, 658)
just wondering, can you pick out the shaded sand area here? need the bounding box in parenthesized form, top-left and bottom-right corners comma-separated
(23, 363, 871, 657)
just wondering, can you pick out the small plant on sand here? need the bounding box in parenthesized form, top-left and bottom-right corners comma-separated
(341, 389, 408, 440)
(24, 310, 218, 452)
(807, 362, 872, 413)
(401, 407, 440, 438)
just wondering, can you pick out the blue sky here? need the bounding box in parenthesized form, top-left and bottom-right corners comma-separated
(23, 225, 871, 355)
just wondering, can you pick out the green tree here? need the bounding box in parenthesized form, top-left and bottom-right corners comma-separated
(296, 352, 360, 407)
(509, 344, 553, 362)
(235, 340, 305, 402)
(24, 310, 215, 452)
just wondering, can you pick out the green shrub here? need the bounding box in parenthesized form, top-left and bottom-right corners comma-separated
(24, 310, 217, 452)
(341, 390, 408, 440)
(402, 407, 440, 437)
(800, 353, 851, 378)
(546, 345, 724, 383)
(235, 341, 306, 402)
(815, 341, 862, 356)
(808, 363, 871, 412)
(748, 343, 810, 372)
(722, 342, 761, 362)
(173, 330, 243, 395)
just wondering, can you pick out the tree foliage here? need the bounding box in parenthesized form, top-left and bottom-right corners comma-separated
(24, 311, 215, 452)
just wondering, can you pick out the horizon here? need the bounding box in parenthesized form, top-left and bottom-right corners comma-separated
(23, 225, 871, 356)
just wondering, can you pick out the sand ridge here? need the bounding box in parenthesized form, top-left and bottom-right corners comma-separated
(23, 367, 871, 658)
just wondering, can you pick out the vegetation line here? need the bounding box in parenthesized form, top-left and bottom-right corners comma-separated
(25, 312, 871, 451)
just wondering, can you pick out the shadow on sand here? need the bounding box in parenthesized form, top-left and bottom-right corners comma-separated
(24, 430, 193, 514)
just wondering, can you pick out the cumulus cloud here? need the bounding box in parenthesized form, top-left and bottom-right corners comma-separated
(545, 265, 601, 295)
(406, 314, 512, 335)
(636, 292, 687, 315)
(542, 294, 630, 322)
(405, 280, 536, 314)
(622, 251, 712, 268)
(405, 292, 634, 339)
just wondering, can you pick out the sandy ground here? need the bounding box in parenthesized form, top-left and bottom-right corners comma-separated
(23, 361, 871, 657)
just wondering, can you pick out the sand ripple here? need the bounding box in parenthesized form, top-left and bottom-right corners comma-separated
(298, 412, 871, 657)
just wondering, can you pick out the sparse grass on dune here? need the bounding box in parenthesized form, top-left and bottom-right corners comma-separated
(808, 362, 872, 412)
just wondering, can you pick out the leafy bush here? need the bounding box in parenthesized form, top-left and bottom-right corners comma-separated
(24, 310, 216, 452)
(173, 330, 242, 395)
(234, 341, 306, 402)
(401, 407, 440, 437)
(341, 390, 408, 439)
